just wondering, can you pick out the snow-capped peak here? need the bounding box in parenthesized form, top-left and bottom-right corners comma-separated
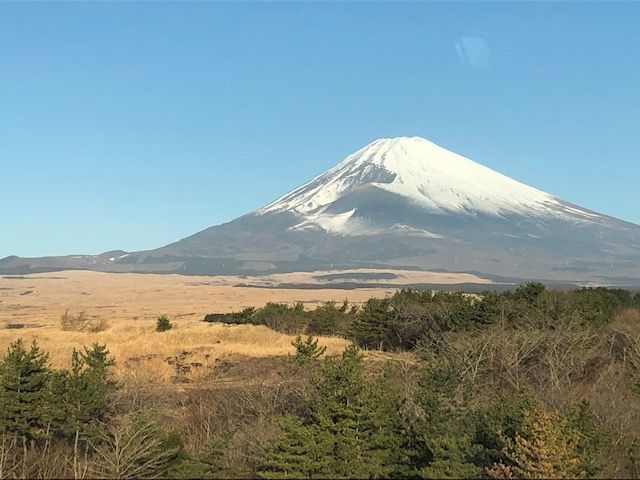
(260, 136, 556, 215)
(257, 136, 598, 234)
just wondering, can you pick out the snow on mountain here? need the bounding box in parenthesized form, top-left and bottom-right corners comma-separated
(258, 136, 600, 235)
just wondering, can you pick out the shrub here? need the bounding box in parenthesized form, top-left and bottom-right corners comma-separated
(253, 303, 307, 334)
(156, 315, 173, 332)
(88, 412, 184, 479)
(305, 302, 343, 336)
(61, 310, 109, 333)
(203, 307, 255, 324)
(514, 282, 547, 305)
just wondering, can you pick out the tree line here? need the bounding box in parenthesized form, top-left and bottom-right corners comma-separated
(205, 283, 640, 351)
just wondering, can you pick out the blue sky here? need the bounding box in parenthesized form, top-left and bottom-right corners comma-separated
(1, 2, 639, 258)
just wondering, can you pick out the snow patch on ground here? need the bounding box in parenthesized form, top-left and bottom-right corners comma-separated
(290, 209, 357, 234)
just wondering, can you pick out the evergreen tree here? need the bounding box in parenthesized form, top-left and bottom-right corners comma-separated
(257, 417, 334, 479)
(0, 340, 51, 440)
(44, 344, 115, 437)
(419, 436, 482, 479)
(156, 315, 173, 332)
(43, 344, 116, 477)
(349, 298, 394, 350)
(310, 345, 407, 477)
(291, 335, 326, 365)
(504, 408, 585, 479)
(514, 282, 547, 305)
(260, 345, 411, 478)
(172, 435, 230, 479)
(472, 392, 538, 467)
(566, 400, 607, 476)
(414, 356, 483, 478)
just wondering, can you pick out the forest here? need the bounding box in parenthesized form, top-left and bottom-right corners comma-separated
(2, 284, 640, 478)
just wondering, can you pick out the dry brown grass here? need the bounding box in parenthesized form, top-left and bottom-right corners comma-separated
(0, 269, 384, 387)
(0, 319, 351, 385)
(0, 269, 433, 391)
(0, 269, 492, 327)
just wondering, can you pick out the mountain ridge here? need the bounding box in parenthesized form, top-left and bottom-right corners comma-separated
(3, 136, 640, 285)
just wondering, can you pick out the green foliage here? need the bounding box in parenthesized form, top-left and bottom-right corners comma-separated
(348, 298, 395, 350)
(306, 301, 349, 336)
(170, 436, 230, 479)
(419, 438, 482, 479)
(45, 344, 116, 438)
(472, 392, 539, 467)
(156, 315, 173, 332)
(291, 335, 326, 365)
(260, 345, 412, 479)
(414, 354, 483, 479)
(566, 400, 608, 476)
(349, 289, 498, 352)
(203, 307, 255, 324)
(514, 282, 547, 304)
(236, 302, 307, 334)
(570, 288, 623, 326)
(0, 338, 117, 468)
(0, 340, 51, 439)
(204, 300, 357, 337)
(257, 416, 334, 479)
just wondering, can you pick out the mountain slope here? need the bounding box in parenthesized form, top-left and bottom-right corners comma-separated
(3, 136, 640, 284)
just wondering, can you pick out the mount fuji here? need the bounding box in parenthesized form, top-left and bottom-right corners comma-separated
(3, 136, 640, 285)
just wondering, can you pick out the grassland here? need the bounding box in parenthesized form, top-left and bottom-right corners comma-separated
(0, 268, 488, 325)
(2, 272, 640, 478)
(0, 269, 422, 383)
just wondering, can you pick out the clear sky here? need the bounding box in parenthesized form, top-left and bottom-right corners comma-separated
(2, 2, 639, 258)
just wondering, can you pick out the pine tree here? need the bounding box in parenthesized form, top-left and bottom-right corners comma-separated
(43, 344, 116, 477)
(156, 315, 173, 332)
(44, 344, 116, 436)
(259, 345, 411, 478)
(310, 345, 405, 478)
(0, 340, 51, 440)
(348, 298, 394, 350)
(291, 335, 326, 365)
(172, 435, 230, 479)
(505, 408, 586, 479)
(566, 400, 607, 476)
(414, 355, 483, 479)
(257, 416, 334, 479)
(420, 435, 482, 479)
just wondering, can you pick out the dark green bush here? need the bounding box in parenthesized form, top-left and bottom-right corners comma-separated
(291, 335, 326, 365)
(156, 315, 173, 332)
(204, 285, 638, 353)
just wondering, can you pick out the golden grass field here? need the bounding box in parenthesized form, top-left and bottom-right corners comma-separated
(0, 269, 485, 384)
